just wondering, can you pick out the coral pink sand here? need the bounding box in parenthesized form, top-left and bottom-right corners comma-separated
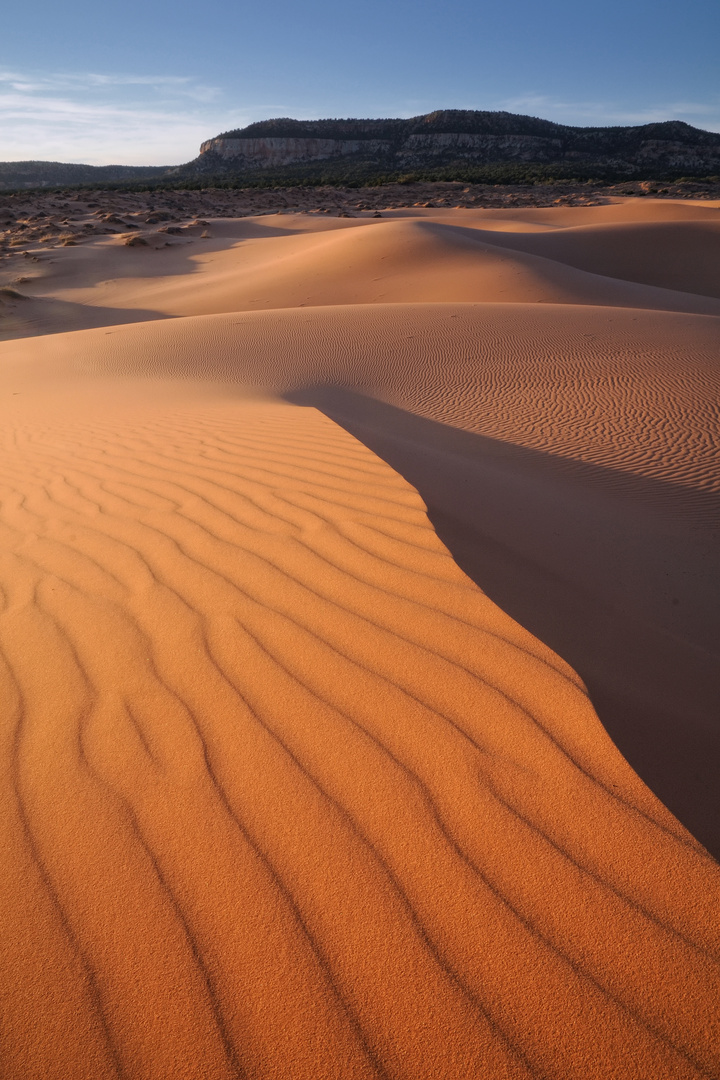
(0, 198, 718, 1078)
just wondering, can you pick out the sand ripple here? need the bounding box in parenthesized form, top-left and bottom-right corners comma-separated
(1, 396, 719, 1079)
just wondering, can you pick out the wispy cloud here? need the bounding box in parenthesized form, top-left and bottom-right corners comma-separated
(0, 69, 221, 101)
(497, 93, 720, 132)
(0, 68, 245, 164)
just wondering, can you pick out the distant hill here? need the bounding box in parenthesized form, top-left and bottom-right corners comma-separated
(2, 111, 719, 190)
(0, 161, 172, 190)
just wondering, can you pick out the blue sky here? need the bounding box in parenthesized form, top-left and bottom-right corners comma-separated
(2, 0, 718, 164)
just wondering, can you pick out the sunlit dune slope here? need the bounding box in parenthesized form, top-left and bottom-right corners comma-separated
(1, 381, 719, 1080)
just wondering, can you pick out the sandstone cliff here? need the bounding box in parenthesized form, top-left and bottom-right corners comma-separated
(193, 110, 720, 178)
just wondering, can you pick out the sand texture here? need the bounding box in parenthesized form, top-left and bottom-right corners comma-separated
(0, 196, 719, 1079)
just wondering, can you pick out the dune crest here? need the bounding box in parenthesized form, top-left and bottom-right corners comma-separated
(0, 198, 719, 1078)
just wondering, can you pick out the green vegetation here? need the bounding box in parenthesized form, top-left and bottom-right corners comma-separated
(2, 165, 720, 198)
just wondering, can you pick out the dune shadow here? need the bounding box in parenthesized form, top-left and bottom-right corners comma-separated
(287, 386, 720, 860)
(414, 219, 720, 314)
(0, 295, 173, 341)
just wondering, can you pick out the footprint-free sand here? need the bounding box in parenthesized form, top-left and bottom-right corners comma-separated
(0, 197, 718, 1079)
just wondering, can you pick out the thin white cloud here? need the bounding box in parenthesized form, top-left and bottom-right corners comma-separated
(0, 69, 221, 103)
(0, 68, 244, 163)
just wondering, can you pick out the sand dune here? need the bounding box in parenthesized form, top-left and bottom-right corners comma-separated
(3, 202, 720, 341)
(89, 217, 720, 316)
(0, 198, 719, 1079)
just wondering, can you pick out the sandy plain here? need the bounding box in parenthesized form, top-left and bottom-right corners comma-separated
(0, 188, 719, 1079)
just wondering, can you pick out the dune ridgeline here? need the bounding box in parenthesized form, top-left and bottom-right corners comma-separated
(0, 191, 719, 1079)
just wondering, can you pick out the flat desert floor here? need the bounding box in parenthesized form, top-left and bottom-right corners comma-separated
(0, 194, 719, 1079)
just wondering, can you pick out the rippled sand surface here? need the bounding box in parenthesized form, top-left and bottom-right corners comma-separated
(0, 198, 719, 1079)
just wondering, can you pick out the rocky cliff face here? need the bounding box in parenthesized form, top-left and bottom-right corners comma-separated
(199, 136, 393, 168)
(193, 111, 720, 177)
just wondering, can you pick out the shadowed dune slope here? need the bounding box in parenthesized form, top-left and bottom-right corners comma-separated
(466, 220, 720, 299)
